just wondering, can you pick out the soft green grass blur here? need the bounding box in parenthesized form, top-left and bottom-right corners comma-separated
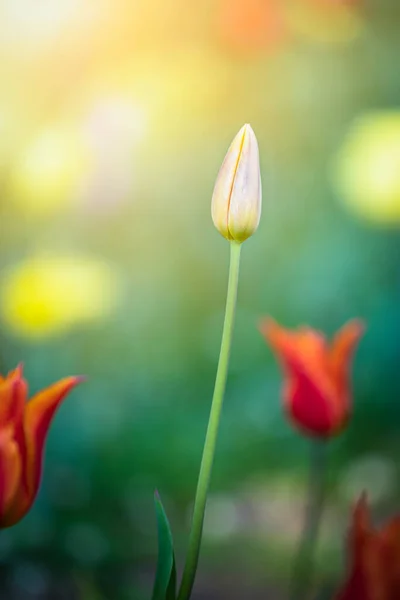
(0, 0, 399, 598)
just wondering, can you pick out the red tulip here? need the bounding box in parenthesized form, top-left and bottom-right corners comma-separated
(259, 318, 364, 438)
(335, 494, 400, 600)
(0, 365, 83, 527)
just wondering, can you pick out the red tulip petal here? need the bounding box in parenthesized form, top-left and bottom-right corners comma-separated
(260, 318, 333, 385)
(261, 318, 342, 436)
(260, 318, 329, 366)
(286, 370, 340, 436)
(22, 376, 83, 503)
(0, 427, 21, 525)
(350, 492, 371, 549)
(0, 364, 23, 384)
(329, 320, 365, 392)
(0, 369, 27, 429)
(380, 515, 400, 590)
(336, 495, 400, 600)
(381, 515, 400, 548)
(7, 364, 24, 379)
(335, 494, 372, 600)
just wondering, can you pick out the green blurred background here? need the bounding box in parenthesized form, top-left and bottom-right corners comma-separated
(0, 0, 400, 598)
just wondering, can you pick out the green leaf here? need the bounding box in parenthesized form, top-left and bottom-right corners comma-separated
(151, 490, 177, 600)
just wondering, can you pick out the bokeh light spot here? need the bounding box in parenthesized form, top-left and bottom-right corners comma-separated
(64, 523, 109, 565)
(203, 494, 241, 541)
(0, 255, 121, 340)
(333, 111, 400, 225)
(340, 454, 396, 505)
(9, 125, 92, 218)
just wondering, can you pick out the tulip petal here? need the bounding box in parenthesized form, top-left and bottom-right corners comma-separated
(336, 495, 372, 600)
(0, 376, 83, 528)
(7, 364, 24, 379)
(260, 318, 329, 376)
(0, 364, 23, 383)
(0, 428, 21, 524)
(0, 368, 27, 428)
(228, 124, 262, 242)
(381, 515, 400, 549)
(350, 492, 370, 550)
(335, 494, 400, 600)
(329, 320, 365, 391)
(380, 515, 400, 591)
(211, 125, 245, 240)
(261, 318, 341, 435)
(286, 366, 341, 436)
(22, 376, 83, 501)
(211, 124, 262, 242)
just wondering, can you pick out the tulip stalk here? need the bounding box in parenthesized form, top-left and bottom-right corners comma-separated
(176, 123, 261, 600)
(289, 440, 328, 600)
(177, 241, 242, 600)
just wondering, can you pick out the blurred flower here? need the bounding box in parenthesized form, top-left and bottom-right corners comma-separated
(285, 0, 363, 45)
(0, 365, 82, 528)
(212, 124, 262, 243)
(260, 318, 364, 438)
(335, 494, 400, 600)
(9, 124, 91, 218)
(0, 255, 120, 340)
(216, 0, 287, 55)
(333, 111, 400, 225)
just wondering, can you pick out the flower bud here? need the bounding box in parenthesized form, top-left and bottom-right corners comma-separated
(211, 124, 262, 243)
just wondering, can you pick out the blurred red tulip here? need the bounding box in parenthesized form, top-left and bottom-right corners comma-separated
(0, 365, 83, 527)
(335, 494, 400, 600)
(216, 0, 287, 55)
(259, 318, 364, 438)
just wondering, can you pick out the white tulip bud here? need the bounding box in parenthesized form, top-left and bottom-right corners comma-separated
(211, 124, 262, 243)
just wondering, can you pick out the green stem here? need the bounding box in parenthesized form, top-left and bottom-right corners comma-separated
(289, 440, 328, 600)
(177, 241, 242, 600)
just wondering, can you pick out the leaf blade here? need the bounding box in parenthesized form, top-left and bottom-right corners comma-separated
(151, 490, 176, 600)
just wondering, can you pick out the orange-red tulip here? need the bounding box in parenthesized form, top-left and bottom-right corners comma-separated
(335, 494, 400, 600)
(0, 365, 83, 528)
(259, 318, 364, 438)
